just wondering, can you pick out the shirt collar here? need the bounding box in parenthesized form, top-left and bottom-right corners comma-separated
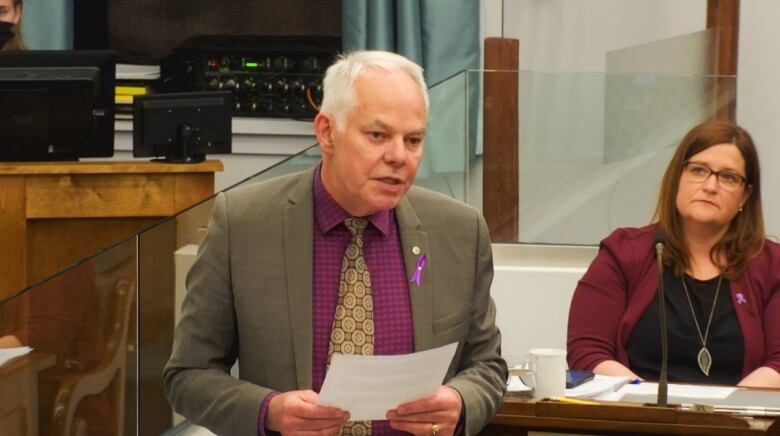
(313, 164, 392, 236)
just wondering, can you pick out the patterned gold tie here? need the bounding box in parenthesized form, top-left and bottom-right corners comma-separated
(328, 217, 374, 436)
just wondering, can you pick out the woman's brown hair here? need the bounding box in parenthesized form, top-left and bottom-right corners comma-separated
(653, 120, 764, 280)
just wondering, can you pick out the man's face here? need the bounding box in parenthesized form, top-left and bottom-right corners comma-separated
(317, 68, 427, 217)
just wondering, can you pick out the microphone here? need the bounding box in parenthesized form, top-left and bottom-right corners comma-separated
(655, 229, 669, 407)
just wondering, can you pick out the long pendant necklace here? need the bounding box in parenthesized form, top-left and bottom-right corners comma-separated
(680, 274, 722, 376)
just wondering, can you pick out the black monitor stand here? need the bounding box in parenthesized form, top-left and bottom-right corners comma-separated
(153, 123, 206, 163)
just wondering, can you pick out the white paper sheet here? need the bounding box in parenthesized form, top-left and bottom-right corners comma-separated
(0, 346, 33, 367)
(616, 382, 736, 400)
(116, 63, 161, 80)
(566, 374, 631, 399)
(318, 343, 458, 421)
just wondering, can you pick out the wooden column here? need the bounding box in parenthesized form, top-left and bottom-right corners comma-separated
(483, 38, 520, 241)
(707, 0, 740, 121)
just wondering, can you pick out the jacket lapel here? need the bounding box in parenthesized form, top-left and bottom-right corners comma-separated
(284, 167, 316, 389)
(395, 195, 434, 352)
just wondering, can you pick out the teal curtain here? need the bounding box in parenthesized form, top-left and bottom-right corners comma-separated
(342, 0, 480, 199)
(342, 0, 478, 84)
(20, 0, 73, 49)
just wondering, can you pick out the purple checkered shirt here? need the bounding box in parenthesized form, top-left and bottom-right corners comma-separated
(259, 167, 414, 435)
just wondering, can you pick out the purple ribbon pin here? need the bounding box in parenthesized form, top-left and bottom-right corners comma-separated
(410, 254, 427, 287)
(736, 293, 747, 304)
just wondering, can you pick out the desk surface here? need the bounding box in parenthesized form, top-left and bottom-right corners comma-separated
(0, 160, 224, 175)
(484, 394, 779, 435)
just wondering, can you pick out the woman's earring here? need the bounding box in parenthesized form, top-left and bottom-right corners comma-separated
(739, 207, 743, 213)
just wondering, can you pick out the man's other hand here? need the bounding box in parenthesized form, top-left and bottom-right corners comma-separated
(385, 386, 462, 436)
(267, 390, 349, 435)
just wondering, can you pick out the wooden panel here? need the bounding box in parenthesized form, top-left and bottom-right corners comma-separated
(173, 172, 215, 212)
(707, 0, 739, 121)
(0, 160, 223, 175)
(0, 176, 27, 300)
(138, 218, 177, 435)
(0, 162, 220, 433)
(0, 354, 56, 436)
(484, 396, 776, 435)
(535, 401, 677, 423)
(124, 303, 138, 436)
(0, 162, 220, 296)
(485, 418, 768, 435)
(176, 197, 215, 248)
(25, 218, 160, 285)
(707, 0, 740, 75)
(26, 174, 175, 218)
(483, 38, 520, 241)
(0, 408, 24, 436)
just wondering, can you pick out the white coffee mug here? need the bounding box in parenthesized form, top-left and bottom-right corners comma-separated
(526, 348, 567, 400)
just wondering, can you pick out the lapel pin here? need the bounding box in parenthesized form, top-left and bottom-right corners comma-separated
(410, 254, 427, 287)
(736, 293, 747, 304)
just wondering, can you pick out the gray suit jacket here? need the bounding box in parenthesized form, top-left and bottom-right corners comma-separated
(164, 167, 507, 436)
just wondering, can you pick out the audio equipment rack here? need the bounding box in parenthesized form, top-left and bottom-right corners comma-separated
(161, 35, 340, 119)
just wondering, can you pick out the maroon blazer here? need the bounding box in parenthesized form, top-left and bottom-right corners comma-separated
(567, 224, 780, 379)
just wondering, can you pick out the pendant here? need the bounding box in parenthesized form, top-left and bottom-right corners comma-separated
(698, 347, 712, 376)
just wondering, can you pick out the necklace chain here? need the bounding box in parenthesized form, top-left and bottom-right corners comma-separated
(680, 274, 722, 347)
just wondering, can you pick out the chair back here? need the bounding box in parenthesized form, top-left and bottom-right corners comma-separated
(51, 254, 136, 436)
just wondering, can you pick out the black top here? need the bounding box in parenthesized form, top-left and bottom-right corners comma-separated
(626, 268, 744, 384)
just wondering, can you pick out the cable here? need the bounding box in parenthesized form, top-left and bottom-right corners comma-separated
(306, 87, 320, 112)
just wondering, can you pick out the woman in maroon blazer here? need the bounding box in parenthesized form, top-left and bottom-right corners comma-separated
(567, 121, 780, 387)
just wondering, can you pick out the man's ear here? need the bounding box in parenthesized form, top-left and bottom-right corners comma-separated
(315, 112, 335, 155)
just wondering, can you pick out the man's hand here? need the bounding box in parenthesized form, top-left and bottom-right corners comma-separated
(385, 386, 462, 436)
(266, 390, 349, 435)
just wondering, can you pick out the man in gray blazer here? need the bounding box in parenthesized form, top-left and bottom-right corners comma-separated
(164, 50, 507, 436)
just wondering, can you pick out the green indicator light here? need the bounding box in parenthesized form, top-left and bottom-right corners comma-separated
(245, 62, 258, 68)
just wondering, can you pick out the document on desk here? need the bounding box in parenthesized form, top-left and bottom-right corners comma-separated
(0, 346, 33, 367)
(567, 375, 631, 399)
(616, 382, 736, 401)
(318, 342, 458, 421)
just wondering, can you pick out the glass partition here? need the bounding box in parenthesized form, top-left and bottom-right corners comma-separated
(463, 69, 736, 245)
(136, 194, 220, 433)
(0, 66, 739, 435)
(0, 237, 137, 436)
(418, 70, 472, 202)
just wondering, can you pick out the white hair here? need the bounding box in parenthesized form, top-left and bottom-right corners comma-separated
(319, 50, 429, 130)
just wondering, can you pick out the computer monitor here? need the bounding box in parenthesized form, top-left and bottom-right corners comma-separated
(0, 50, 115, 161)
(133, 91, 232, 163)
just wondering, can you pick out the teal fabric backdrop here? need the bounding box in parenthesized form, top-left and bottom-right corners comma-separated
(342, 0, 478, 84)
(20, 0, 73, 49)
(342, 0, 481, 200)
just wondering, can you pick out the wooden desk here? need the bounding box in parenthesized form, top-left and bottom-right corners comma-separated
(0, 160, 222, 299)
(483, 395, 779, 435)
(0, 353, 56, 436)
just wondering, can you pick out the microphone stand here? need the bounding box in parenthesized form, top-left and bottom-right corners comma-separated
(655, 242, 669, 407)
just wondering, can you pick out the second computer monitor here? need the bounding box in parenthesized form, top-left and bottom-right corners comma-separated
(133, 91, 232, 163)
